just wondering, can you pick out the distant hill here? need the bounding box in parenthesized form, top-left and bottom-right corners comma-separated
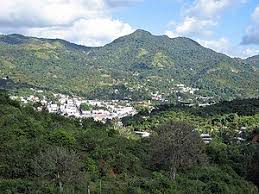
(0, 30, 258, 100)
(246, 55, 259, 69)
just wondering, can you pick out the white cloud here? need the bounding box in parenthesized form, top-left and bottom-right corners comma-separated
(0, 0, 141, 27)
(0, 0, 108, 27)
(242, 6, 259, 45)
(175, 17, 216, 37)
(166, 0, 246, 38)
(106, 0, 143, 7)
(27, 18, 134, 46)
(0, 0, 138, 46)
(252, 6, 259, 23)
(164, 0, 255, 58)
(186, 0, 234, 18)
(165, 17, 216, 38)
(165, 30, 178, 38)
(241, 48, 259, 58)
(197, 37, 259, 58)
(197, 37, 230, 53)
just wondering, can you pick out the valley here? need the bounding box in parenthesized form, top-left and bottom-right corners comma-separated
(1, 1, 259, 193)
(0, 30, 259, 194)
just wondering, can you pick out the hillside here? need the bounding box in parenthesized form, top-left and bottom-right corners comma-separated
(0, 91, 258, 193)
(0, 30, 258, 101)
(246, 55, 259, 69)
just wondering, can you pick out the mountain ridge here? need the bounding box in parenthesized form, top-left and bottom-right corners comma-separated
(0, 33, 90, 51)
(1, 31, 254, 59)
(246, 54, 259, 68)
(0, 30, 232, 55)
(0, 30, 258, 101)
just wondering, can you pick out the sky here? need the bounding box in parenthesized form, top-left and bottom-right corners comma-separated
(0, 0, 259, 58)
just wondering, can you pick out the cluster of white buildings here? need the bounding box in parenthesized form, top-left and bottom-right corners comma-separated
(11, 92, 138, 122)
(174, 84, 199, 95)
(150, 83, 215, 107)
(151, 91, 168, 102)
(149, 83, 199, 102)
(10, 94, 47, 106)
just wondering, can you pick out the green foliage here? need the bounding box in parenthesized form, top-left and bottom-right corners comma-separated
(80, 103, 93, 111)
(48, 128, 76, 148)
(123, 98, 259, 136)
(0, 91, 258, 193)
(177, 166, 258, 194)
(207, 143, 259, 187)
(0, 31, 258, 101)
(246, 54, 259, 69)
(150, 122, 207, 179)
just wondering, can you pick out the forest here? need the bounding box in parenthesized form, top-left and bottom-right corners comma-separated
(0, 90, 259, 193)
(0, 31, 259, 102)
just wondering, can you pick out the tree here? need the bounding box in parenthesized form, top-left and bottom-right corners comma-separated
(48, 128, 76, 148)
(80, 103, 93, 111)
(151, 121, 207, 180)
(33, 147, 83, 192)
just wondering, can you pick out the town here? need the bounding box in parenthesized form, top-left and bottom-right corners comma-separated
(9, 82, 216, 123)
(10, 89, 138, 123)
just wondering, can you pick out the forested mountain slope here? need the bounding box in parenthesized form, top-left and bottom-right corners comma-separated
(246, 55, 259, 69)
(0, 30, 258, 100)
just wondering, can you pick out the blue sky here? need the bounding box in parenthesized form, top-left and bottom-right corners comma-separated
(112, 0, 259, 58)
(0, 0, 259, 58)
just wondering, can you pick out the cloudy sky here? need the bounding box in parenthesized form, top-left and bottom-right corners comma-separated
(1, 0, 259, 58)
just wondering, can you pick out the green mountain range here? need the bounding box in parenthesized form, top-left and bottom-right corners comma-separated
(0, 30, 258, 101)
(246, 55, 259, 69)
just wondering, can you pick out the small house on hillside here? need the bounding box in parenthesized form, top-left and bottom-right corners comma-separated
(135, 131, 151, 138)
(200, 133, 212, 144)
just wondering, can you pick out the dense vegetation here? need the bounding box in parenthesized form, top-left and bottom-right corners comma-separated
(0, 30, 258, 101)
(0, 91, 259, 193)
(246, 54, 259, 69)
(123, 98, 259, 133)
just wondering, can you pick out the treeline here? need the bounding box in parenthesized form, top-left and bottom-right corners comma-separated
(0, 91, 258, 193)
(123, 98, 259, 130)
(153, 98, 259, 116)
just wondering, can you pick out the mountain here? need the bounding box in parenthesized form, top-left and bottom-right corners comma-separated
(246, 55, 259, 69)
(0, 30, 258, 101)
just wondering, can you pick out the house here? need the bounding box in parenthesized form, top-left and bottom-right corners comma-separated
(81, 110, 91, 115)
(67, 99, 74, 106)
(64, 106, 78, 115)
(20, 97, 28, 104)
(135, 131, 151, 138)
(40, 99, 48, 106)
(200, 133, 212, 144)
(48, 104, 58, 113)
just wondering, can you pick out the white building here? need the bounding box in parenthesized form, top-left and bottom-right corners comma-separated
(200, 133, 212, 144)
(48, 104, 58, 113)
(135, 131, 151, 138)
